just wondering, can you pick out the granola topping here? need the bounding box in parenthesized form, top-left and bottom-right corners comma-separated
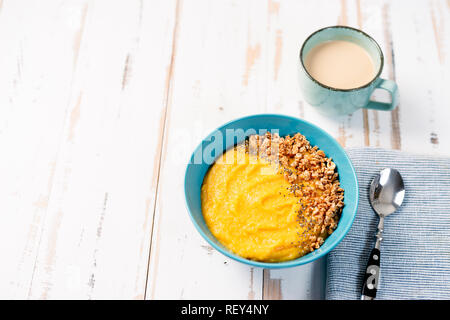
(247, 132, 344, 252)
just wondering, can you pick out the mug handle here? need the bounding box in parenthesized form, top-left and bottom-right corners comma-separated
(364, 78, 398, 111)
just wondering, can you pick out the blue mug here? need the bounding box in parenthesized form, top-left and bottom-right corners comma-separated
(299, 26, 399, 116)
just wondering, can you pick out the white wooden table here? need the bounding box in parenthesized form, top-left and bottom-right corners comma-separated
(1, 0, 449, 300)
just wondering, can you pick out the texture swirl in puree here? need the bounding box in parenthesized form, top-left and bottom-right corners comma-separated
(201, 145, 320, 262)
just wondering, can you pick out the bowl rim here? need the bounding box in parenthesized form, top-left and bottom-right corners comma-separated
(184, 113, 359, 268)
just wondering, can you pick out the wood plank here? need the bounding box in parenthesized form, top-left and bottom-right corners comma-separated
(0, 0, 91, 299)
(0, 0, 177, 299)
(389, 0, 450, 154)
(263, 0, 361, 300)
(146, 0, 268, 299)
(262, 0, 450, 300)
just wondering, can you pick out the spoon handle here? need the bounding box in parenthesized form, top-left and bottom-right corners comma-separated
(361, 216, 384, 300)
(361, 247, 381, 299)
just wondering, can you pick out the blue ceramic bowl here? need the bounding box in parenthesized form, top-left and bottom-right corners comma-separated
(184, 114, 358, 268)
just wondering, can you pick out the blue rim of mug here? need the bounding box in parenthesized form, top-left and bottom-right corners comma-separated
(184, 113, 359, 269)
(299, 25, 384, 92)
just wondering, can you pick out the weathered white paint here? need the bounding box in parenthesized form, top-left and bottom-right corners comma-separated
(146, 0, 266, 300)
(0, 0, 177, 299)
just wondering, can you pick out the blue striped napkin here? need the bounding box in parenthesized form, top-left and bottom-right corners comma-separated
(326, 148, 450, 300)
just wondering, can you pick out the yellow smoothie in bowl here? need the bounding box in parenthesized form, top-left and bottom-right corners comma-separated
(201, 132, 344, 263)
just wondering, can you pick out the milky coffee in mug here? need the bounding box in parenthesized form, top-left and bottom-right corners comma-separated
(305, 40, 376, 90)
(298, 26, 398, 116)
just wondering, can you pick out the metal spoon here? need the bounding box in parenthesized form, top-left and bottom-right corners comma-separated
(361, 168, 405, 300)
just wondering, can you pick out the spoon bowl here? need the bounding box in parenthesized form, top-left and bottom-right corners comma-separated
(369, 168, 405, 217)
